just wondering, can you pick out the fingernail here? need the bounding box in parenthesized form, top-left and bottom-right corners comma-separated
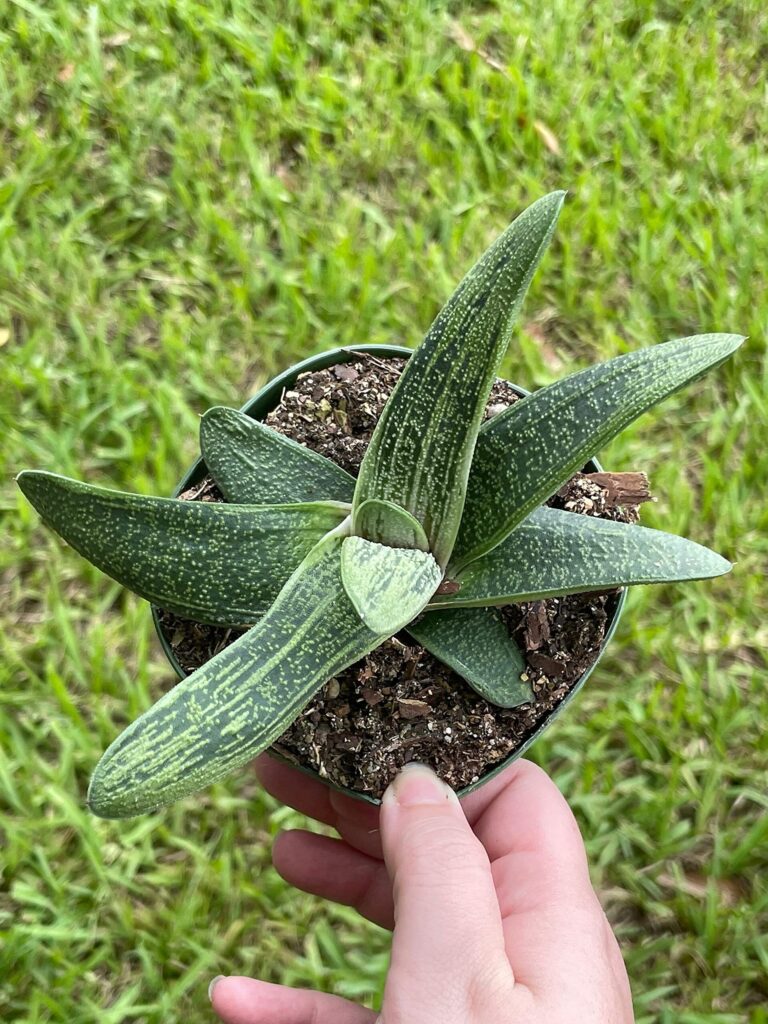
(208, 975, 224, 1002)
(386, 762, 456, 807)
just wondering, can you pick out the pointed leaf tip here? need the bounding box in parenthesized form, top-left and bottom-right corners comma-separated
(16, 470, 349, 625)
(353, 191, 564, 568)
(454, 331, 747, 568)
(17, 469, 44, 498)
(408, 607, 531, 708)
(435, 507, 734, 609)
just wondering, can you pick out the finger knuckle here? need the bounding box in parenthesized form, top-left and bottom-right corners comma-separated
(465, 956, 515, 1022)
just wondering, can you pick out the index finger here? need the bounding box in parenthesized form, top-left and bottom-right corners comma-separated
(254, 753, 530, 854)
(255, 755, 382, 857)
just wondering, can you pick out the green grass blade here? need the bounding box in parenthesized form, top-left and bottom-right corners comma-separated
(353, 192, 565, 568)
(431, 506, 732, 608)
(354, 498, 429, 550)
(340, 536, 441, 633)
(453, 333, 745, 569)
(87, 535, 387, 818)
(16, 470, 349, 625)
(408, 607, 531, 708)
(200, 406, 356, 504)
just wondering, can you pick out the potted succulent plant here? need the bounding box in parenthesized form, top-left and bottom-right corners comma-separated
(18, 191, 742, 818)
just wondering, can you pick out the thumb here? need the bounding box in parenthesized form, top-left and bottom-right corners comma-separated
(379, 764, 513, 1014)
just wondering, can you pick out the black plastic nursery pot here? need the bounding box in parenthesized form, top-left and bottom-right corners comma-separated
(152, 344, 627, 803)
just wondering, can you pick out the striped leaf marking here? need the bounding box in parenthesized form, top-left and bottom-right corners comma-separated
(16, 471, 349, 625)
(408, 607, 531, 708)
(353, 192, 566, 568)
(200, 406, 356, 504)
(87, 535, 389, 818)
(430, 506, 732, 609)
(354, 498, 430, 551)
(208, 400, 581, 701)
(452, 333, 745, 570)
(340, 536, 442, 634)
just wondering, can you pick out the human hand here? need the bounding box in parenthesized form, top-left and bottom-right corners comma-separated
(209, 758, 633, 1023)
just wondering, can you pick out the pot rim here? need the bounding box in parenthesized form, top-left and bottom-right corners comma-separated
(151, 343, 627, 804)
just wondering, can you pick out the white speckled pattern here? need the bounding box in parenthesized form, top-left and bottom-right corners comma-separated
(340, 535, 441, 633)
(87, 535, 387, 818)
(201, 406, 355, 504)
(432, 506, 731, 608)
(353, 192, 566, 568)
(453, 332, 745, 569)
(16, 470, 349, 624)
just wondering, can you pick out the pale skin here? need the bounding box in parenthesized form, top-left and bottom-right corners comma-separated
(209, 758, 634, 1024)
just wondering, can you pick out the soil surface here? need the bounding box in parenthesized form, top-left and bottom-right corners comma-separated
(157, 353, 649, 798)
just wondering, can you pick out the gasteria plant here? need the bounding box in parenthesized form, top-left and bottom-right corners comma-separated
(18, 192, 743, 819)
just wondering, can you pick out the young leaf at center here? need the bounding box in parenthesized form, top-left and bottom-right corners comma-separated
(354, 498, 429, 550)
(340, 536, 442, 634)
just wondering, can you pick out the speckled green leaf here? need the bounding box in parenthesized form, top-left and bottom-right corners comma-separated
(17, 470, 349, 625)
(408, 608, 531, 708)
(453, 333, 745, 570)
(200, 406, 356, 504)
(431, 506, 731, 609)
(354, 498, 429, 551)
(353, 192, 565, 568)
(87, 535, 388, 818)
(340, 536, 442, 634)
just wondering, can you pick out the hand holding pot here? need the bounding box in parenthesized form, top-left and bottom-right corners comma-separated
(209, 759, 633, 1024)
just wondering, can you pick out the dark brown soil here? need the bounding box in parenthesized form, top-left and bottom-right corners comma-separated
(156, 353, 649, 798)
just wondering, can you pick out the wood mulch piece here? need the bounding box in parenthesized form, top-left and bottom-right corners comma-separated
(550, 470, 651, 522)
(157, 352, 645, 798)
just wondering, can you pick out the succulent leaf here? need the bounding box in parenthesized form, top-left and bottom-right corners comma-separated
(87, 534, 388, 818)
(453, 333, 745, 569)
(201, 406, 355, 504)
(16, 470, 349, 625)
(353, 192, 565, 568)
(430, 506, 732, 608)
(408, 607, 531, 707)
(354, 498, 429, 551)
(340, 536, 442, 634)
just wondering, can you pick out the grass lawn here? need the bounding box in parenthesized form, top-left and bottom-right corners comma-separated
(1, 2, 766, 1021)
